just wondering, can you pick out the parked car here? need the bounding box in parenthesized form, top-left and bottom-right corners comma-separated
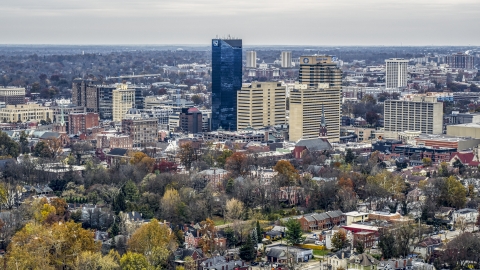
(315, 241, 323, 245)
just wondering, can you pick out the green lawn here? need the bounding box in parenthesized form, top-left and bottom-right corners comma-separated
(313, 249, 329, 256)
(212, 216, 231, 226)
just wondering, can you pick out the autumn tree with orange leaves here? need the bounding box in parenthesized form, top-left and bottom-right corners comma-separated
(225, 152, 248, 176)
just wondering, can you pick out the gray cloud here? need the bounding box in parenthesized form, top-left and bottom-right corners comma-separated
(0, 0, 479, 45)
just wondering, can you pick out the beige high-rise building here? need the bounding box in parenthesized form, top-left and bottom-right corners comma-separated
(384, 96, 443, 137)
(298, 55, 342, 88)
(112, 84, 135, 122)
(281, 51, 292, 68)
(289, 55, 342, 142)
(289, 84, 341, 142)
(237, 81, 286, 130)
(0, 104, 53, 123)
(246, 51, 257, 68)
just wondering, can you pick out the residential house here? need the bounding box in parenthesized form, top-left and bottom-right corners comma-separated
(449, 151, 480, 167)
(198, 168, 228, 189)
(200, 256, 249, 270)
(105, 148, 129, 166)
(378, 259, 413, 270)
(452, 208, 478, 224)
(347, 253, 380, 270)
(174, 248, 204, 268)
(416, 237, 442, 258)
(266, 244, 313, 263)
(326, 251, 352, 270)
(279, 186, 304, 205)
(120, 211, 149, 236)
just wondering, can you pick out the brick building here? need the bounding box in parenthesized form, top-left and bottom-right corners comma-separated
(68, 112, 99, 135)
(179, 107, 203, 134)
(121, 118, 159, 147)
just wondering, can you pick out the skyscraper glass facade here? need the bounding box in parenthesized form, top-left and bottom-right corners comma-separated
(211, 38, 242, 131)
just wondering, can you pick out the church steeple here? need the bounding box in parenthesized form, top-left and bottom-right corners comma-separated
(319, 104, 328, 138)
(60, 105, 65, 126)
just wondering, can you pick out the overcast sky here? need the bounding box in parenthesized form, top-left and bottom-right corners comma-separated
(1, 0, 479, 45)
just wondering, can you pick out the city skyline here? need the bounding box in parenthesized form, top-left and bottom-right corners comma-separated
(1, 0, 479, 46)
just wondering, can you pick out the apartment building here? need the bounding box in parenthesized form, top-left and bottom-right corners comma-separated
(112, 84, 135, 122)
(0, 87, 25, 105)
(446, 52, 475, 69)
(0, 104, 53, 123)
(68, 112, 99, 135)
(121, 118, 159, 147)
(237, 81, 286, 130)
(384, 96, 443, 137)
(385, 58, 409, 89)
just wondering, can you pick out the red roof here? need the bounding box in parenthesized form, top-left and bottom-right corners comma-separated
(451, 151, 477, 166)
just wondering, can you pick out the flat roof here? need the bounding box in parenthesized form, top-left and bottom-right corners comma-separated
(343, 224, 379, 231)
(345, 211, 369, 217)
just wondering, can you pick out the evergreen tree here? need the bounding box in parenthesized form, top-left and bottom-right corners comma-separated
(239, 235, 256, 262)
(378, 230, 396, 259)
(113, 192, 126, 214)
(256, 221, 262, 243)
(284, 219, 305, 246)
(345, 148, 355, 164)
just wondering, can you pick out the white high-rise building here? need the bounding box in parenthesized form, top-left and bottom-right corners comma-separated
(246, 51, 257, 68)
(281, 51, 292, 68)
(385, 58, 408, 89)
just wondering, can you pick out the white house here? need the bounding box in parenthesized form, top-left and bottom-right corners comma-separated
(452, 208, 478, 223)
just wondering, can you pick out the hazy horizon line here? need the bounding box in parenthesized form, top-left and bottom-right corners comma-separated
(0, 44, 478, 48)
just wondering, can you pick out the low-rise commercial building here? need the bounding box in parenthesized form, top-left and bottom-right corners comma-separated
(447, 123, 480, 139)
(0, 104, 53, 123)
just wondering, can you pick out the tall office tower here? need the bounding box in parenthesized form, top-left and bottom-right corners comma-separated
(384, 96, 443, 137)
(0, 87, 25, 105)
(237, 81, 286, 130)
(246, 51, 257, 68)
(290, 55, 342, 142)
(385, 58, 408, 89)
(211, 38, 242, 131)
(289, 85, 341, 142)
(298, 56, 342, 87)
(112, 84, 135, 122)
(281, 51, 292, 68)
(71, 79, 99, 112)
(446, 52, 475, 69)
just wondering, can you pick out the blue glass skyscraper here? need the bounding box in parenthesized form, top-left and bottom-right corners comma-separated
(211, 38, 242, 131)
